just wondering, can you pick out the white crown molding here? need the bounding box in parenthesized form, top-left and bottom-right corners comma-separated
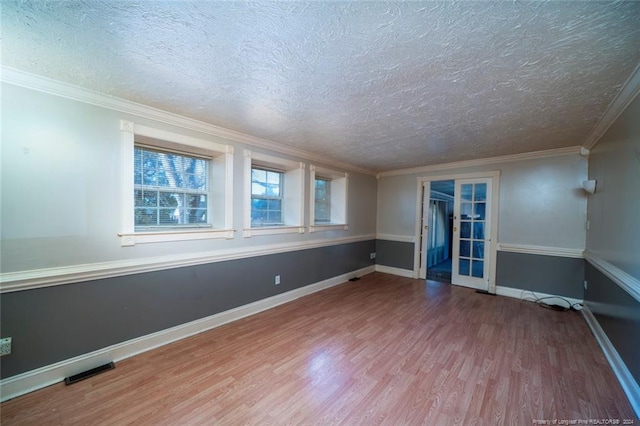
(582, 62, 640, 150)
(582, 306, 640, 418)
(584, 250, 640, 304)
(0, 265, 376, 402)
(0, 66, 376, 177)
(375, 265, 415, 278)
(376, 234, 416, 243)
(497, 243, 584, 259)
(377, 146, 582, 178)
(0, 234, 376, 293)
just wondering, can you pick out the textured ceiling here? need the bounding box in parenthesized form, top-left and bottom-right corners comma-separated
(2, 1, 640, 172)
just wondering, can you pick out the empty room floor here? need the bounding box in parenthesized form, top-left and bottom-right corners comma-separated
(1, 273, 636, 425)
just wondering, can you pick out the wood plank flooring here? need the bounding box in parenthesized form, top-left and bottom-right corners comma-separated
(1, 273, 637, 425)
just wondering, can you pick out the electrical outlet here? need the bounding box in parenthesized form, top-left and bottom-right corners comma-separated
(584, 280, 588, 290)
(370, 252, 376, 259)
(0, 337, 12, 356)
(275, 275, 280, 285)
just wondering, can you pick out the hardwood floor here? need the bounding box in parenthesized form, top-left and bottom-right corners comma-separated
(1, 273, 637, 425)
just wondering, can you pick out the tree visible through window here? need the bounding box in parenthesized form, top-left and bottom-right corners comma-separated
(251, 167, 283, 226)
(314, 177, 331, 223)
(134, 146, 209, 227)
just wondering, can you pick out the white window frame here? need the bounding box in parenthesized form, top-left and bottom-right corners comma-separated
(309, 165, 348, 233)
(313, 176, 332, 224)
(250, 166, 285, 227)
(119, 120, 234, 246)
(244, 149, 305, 237)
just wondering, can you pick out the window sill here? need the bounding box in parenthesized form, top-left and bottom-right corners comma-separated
(309, 224, 349, 233)
(119, 228, 235, 246)
(243, 226, 305, 238)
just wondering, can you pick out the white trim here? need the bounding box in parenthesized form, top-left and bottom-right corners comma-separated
(582, 62, 640, 150)
(378, 146, 581, 178)
(489, 175, 500, 294)
(120, 120, 234, 245)
(119, 228, 235, 245)
(450, 177, 496, 292)
(582, 306, 640, 418)
(375, 265, 415, 278)
(1, 67, 376, 177)
(498, 244, 584, 259)
(585, 301, 640, 323)
(242, 226, 305, 238)
(417, 181, 431, 280)
(416, 171, 501, 182)
(376, 234, 416, 243)
(584, 251, 640, 304)
(495, 286, 583, 306)
(309, 165, 349, 230)
(223, 146, 235, 229)
(244, 150, 305, 235)
(414, 171, 501, 293)
(0, 265, 376, 402)
(414, 178, 426, 279)
(309, 224, 349, 233)
(120, 121, 135, 237)
(0, 234, 376, 293)
(134, 122, 230, 154)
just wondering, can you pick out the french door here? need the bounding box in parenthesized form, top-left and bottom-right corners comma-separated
(451, 178, 492, 290)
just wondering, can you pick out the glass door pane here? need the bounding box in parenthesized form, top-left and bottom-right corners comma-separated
(458, 182, 487, 278)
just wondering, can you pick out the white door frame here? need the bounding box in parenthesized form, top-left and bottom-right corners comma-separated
(418, 181, 430, 279)
(418, 183, 455, 279)
(413, 171, 500, 293)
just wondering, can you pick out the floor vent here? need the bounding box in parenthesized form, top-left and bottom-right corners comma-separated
(64, 362, 115, 385)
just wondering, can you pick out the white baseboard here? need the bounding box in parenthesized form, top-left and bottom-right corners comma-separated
(0, 265, 375, 402)
(582, 306, 640, 418)
(495, 286, 583, 307)
(375, 264, 415, 278)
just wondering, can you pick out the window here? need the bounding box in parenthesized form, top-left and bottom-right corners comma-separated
(134, 146, 209, 228)
(309, 165, 348, 232)
(119, 120, 234, 245)
(251, 167, 284, 226)
(243, 149, 304, 237)
(314, 177, 331, 223)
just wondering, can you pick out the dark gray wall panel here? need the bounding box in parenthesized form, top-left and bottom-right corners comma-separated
(496, 251, 584, 298)
(0, 240, 375, 379)
(585, 263, 640, 384)
(376, 240, 414, 270)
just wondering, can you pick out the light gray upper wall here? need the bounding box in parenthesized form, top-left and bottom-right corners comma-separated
(0, 83, 377, 273)
(376, 174, 419, 237)
(377, 154, 588, 249)
(586, 94, 640, 280)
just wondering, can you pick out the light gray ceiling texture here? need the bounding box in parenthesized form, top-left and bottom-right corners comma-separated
(2, 1, 640, 171)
